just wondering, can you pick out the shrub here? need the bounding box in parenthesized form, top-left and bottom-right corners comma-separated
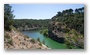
(4, 25, 12, 31)
(10, 26, 17, 31)
(40, 29, 49, 37)
(39, 42, 42, 46)
(4, 33, 10, 39)
(25, 35, 29, 38)
(30, 38, 36, 44)
(8, 38, 13, 45)
(37, 37, 40, 42)
(4, 33, 13, 45)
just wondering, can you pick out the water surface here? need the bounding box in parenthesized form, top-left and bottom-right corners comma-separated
(22, 31, 67, 49)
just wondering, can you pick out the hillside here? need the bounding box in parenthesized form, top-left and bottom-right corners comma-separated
(4, 29, 49, 49)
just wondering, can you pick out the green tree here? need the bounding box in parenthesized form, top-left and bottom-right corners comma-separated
(4, 4, 15, 31)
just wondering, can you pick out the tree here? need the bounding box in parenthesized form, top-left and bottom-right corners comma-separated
(4, 4, 15, 31)
(69, 9, 73, 15)
(56, 11, 62, 16)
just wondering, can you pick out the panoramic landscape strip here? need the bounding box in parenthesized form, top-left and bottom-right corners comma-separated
(4, 4, 84, 49)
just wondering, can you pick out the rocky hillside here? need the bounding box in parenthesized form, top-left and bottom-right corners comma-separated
(4, 29, 49, 49)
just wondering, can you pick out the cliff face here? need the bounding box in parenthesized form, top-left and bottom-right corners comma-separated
(4, 29, 49, 49)
(48, 30, 65, 43)
(48, 21, 65, 43)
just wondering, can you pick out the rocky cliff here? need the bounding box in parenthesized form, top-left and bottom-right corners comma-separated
(48, 21, 66, 43)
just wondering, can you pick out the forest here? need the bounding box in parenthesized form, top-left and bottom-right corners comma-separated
(13, 19, 50, 31)
(4, 4, 84, 49)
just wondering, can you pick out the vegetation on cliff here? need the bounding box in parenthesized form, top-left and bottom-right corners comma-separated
(51, 7, 84, 34)
(48, 7, 84, 49)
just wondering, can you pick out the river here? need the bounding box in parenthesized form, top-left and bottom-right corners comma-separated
(22, 31, 67, 49)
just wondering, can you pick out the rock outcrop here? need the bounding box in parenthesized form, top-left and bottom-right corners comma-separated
(48, 30, 65, 43)
(48, 21, 65, 43)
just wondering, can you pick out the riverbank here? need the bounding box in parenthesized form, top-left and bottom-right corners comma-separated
(22, 31, 68, 49)
(4, 29, 49, 49)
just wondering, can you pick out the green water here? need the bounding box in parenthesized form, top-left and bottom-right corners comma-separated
(22, 31, 67, 49)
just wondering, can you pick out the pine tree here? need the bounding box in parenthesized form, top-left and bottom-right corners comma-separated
(4, 4, 15, 31)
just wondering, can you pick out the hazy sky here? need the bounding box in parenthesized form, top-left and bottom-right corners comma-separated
(10, 4, 84, 19)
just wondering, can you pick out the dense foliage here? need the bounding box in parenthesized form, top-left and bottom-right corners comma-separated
(4, 4, 15, 31)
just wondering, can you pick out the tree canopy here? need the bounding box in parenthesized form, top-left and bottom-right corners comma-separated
(51, 7, 84, 34)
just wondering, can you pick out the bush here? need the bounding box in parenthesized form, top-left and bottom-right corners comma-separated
(4, 25, 12, 31)
(39, 42, 42, 46)
(40, 29, 49, 37)
(4, 33, 10, 39)
(8, 38, 13, 45)
(30, 38, 36, 44)
(37, 37, 40, 42)
(4, 33, 13, 45)
(25, 35, 29, 38)
(10, 26, 17, 31)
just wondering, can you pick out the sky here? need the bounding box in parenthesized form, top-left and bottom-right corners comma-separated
(10, 4, 84, 19)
